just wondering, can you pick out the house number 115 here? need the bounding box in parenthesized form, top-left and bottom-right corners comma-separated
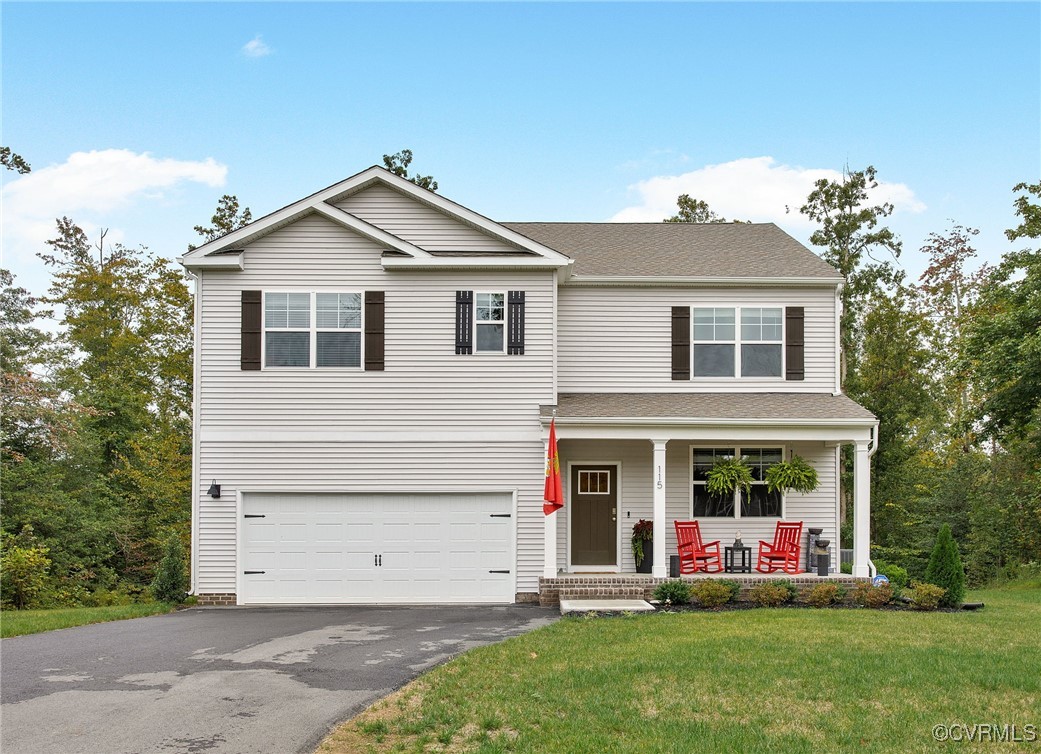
(657, 466, 663, 489)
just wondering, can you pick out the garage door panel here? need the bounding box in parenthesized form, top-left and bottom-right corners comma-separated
(241, 493, 513, 604)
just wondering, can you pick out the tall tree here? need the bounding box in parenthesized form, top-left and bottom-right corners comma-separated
(382, 149, 438, 191)
(800, 165, 902, 384)
(914, 224, 989, 450)
(664, 194, 728, 223)
(1006, 180, 1041, 242)
(188, 195, 253, 251)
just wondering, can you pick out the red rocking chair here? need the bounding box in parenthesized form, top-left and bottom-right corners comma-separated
(756, 521, 804, 574)
(675, 521, 722, 574)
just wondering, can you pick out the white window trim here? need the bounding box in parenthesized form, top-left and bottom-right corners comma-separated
(474, 290, 506, 355)
(262, 289, 364, 370)
(691, 305, 786, 380)
(688, 444, 787, 520)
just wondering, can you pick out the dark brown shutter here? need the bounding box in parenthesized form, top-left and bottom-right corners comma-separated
(507, 291, 525, 355)
(455, 290, 473, 354)
(671, 306, 690, 380)
(241, 290, 261, 371)
(364, 291, 385, 371)
(785, 306, 805, 381)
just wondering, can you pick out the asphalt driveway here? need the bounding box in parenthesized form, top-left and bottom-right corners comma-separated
(0, 604, 557, 754)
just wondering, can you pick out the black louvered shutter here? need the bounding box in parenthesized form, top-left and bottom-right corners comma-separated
(241, 291, 262, 371)
(455, 290, 473, 354)
(364, 291, 385, 371)
(671, 306, 690, 380)
(507, 291, 525, 355)
(785, 306, 805, 381)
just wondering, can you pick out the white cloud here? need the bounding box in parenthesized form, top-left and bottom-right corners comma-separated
(242, 35, 271, 58)
(1, 149, 227, 289)
(610, 156, 925, 227)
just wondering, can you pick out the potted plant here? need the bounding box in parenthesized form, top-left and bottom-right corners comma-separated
(632, 519, 654, 573)
(764, 455, 819, 495)
(705, 456, 754, 498)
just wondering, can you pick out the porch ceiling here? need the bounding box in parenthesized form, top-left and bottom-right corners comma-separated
(541, 393, 876, 441)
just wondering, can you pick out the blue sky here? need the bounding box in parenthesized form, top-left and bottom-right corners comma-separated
(3, 2, 1039, 297)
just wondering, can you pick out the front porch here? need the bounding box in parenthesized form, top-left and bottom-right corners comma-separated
(538, 572, 866, 607)
(539, 393, 879, 588)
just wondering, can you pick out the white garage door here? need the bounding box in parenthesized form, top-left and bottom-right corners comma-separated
(239, 492, 514, 604)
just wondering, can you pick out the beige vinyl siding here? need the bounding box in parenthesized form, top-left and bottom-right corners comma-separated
(556, 286, 837, 393)
(335, 184, 522, 254)
(553, 439, 838, 573)
(195, 211, 555, 595)
(199, 213, 554, 427)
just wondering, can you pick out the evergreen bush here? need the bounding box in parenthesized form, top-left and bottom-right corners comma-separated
(652, 580, 691, 605)
(689, 580, 735, 607)
(924, 523, 965, 607)
(906, 581, 946, 610)
(151, 533, 188, 604)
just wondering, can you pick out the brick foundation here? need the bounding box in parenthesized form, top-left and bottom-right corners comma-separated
(539, 574, 866, 606)
(195, 593, 237, 606)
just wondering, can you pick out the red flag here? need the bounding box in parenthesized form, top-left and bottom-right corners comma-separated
(543, 419, 563, 515)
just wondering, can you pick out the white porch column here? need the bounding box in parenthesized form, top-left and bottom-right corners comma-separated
(852, 440, 871, 577)
(543, 436, 558, 578)
(652, 439, 668, 578)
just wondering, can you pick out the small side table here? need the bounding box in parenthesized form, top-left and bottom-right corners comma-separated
(725, 545, 752, 574)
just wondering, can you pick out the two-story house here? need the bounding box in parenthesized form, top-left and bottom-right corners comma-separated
(179, 166, 878, 606)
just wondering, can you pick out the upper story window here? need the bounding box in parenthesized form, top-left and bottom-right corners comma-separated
(264, 292, 362, 368)
(475, 292, 505, 353)
(692, 306, 782, 378)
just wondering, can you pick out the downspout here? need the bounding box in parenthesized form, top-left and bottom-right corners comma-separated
(866, 421, 880, 578)
(187, 270, 201, 595)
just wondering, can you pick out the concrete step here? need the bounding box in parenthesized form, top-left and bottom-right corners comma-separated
(560, 599, 655, 615)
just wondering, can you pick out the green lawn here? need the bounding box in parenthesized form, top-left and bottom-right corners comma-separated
(320, 585, 1041, 754)
(0, 603, 176, 638)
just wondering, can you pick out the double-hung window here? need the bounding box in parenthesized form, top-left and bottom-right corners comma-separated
(692, 446, 784, 518)
(264, 292, 362, 368)
(475, 293, 505, 353)
(692, 306, 782, 378)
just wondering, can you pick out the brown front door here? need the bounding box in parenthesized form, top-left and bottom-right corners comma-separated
(571, 465, 617, 566)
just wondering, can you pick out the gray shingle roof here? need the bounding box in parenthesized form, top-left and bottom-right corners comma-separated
(541, 393, 876, 422)
(502, 222, 841, 280)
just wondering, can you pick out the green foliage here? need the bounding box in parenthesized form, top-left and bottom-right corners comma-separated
(652, 580, 691, 605)
(905, 581, 946, 610)
(1, 146, 31, 174)
(1, 529, 52, 608)
(382, 149, 438, 192)
(747, 581, 793, 607)
(188, 195, 252, 251)
(924, 523, 966, 607)
(802, 582, 845, 607)
(688, 579, 736, 607)
(664, 195, 729, 223)
(717, 579, 742, 602)
(800, 165, 902, 382)
(631, 519, 653, 566)
(764, 455, 819, 495)
(151, 533, 188, 603)
(872, 561, 909, 590)
(1005, 180, 1041, 242)
(705, 456, 753, 497)
(851, 581, 894, 608)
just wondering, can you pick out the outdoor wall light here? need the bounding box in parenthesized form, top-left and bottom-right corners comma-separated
(207, 480, 221, 498)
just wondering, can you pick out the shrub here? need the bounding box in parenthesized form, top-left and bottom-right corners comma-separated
(906, 581, 946, 610)
(852, 581, 894, 608)
(689, 580, 735, 607)
(748, 582, 793, 607)
(151, 533, 188, 604)
(803, 582, 845, 607)
(0, 531, 52, 609)
(924, 523, 965, 607)
(652, 579, 691, 605)
(873, 561, 910, 590)
(718, 579, 742, 602)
